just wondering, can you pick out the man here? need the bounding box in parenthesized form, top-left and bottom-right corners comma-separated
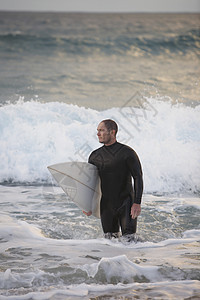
(83, 119, 143, 241)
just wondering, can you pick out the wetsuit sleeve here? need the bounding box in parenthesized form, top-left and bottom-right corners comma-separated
(88, 152, 94, 164)
(126, 151, 143, 204)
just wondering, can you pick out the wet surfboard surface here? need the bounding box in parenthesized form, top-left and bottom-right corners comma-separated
(48, 162, 101, 218)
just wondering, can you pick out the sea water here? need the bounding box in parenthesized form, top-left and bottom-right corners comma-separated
(0, 12, 200, 299)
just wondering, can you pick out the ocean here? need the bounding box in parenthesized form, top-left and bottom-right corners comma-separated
(0, 11, 200, 299)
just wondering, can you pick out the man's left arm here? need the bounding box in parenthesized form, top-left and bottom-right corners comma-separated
(126, 151, 143, 219)
(131, 203, 141, 219)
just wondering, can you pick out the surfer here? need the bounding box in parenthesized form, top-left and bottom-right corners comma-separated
(83, 119, 143, 241)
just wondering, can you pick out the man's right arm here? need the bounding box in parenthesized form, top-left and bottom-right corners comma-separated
(88, 151, 95, 165)
(83, 152, 95, 217)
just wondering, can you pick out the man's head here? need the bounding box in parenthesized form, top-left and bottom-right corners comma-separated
(97, 119, 118, 146)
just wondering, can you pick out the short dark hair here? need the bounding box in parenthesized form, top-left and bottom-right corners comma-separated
(101, 119, 118, 136)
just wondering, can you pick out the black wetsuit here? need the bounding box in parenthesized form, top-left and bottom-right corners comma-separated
(88, 141, 143, 236)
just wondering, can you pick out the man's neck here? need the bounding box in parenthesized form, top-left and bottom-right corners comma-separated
(104, 139, 117, 147)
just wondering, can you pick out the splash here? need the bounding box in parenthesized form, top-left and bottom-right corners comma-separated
(0, 98, 199, 194)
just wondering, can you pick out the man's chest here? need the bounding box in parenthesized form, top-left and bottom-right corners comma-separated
(92, 150, 126, 173)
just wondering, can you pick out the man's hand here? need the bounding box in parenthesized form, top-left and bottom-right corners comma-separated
(131, 203, 141, 219)
(83, 210, 92, 216)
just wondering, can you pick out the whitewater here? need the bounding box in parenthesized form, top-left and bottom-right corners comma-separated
(0, 97, 199, 194)
(0, 185, 200, 299)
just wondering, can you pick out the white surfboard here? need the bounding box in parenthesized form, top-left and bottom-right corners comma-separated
(47, 162, 101, 218)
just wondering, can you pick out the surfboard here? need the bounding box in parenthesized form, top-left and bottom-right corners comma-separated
(47, 162, 101, 218)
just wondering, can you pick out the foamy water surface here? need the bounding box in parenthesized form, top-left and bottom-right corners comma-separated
(0, 185, 200, 299)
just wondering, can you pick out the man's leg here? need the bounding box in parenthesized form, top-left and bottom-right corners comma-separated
(118, 197, 137, 236)
(100, 208, 120, 238)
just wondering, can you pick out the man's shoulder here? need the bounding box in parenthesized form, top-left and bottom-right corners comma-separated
(117, 142, 135, 152)
(88, 146, 106, 165)
(90, 145, 104, 155)
(117, 142, 139, 159)
(88, 145, 104, 161)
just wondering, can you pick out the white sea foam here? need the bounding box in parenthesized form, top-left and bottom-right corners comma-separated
(80, 255, 160, 282)
(0, 269, 47, 290)
(0, 210, 199, 251)
(0, 98, 199, 194)
(0, 280, 199, 300)
(0, 201, 200, 299)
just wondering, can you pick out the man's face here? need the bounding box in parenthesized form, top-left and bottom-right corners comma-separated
(97, 122, 112, 145)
